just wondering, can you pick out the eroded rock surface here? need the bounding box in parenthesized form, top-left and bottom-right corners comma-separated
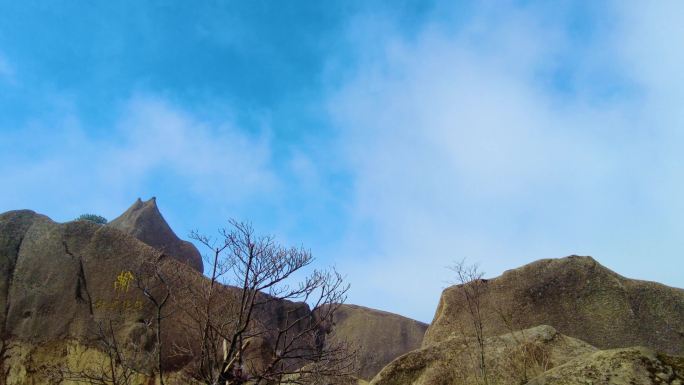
(425, 256, 684, 356)
(0, 209, 160, 342)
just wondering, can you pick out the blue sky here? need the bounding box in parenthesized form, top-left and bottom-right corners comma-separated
(1, 1, 683, 322)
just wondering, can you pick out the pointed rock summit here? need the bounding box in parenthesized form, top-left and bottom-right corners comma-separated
(108, 197, 203, 273)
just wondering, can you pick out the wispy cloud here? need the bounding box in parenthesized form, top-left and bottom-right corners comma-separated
(326, 2, 684, 321)
(108, 96, 275, 199)
(1, 95, 276, 221)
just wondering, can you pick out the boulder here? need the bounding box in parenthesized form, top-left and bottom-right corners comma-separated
(0, 210, 42, 336)
(0, 209, 160, 342)
(371, 325, 597, 385)
(424, 256, 684, 356)
(0, 209, 318, 383)
(527, 347, 684, 385)
(324, 304, 428, 380)
(108, 197, 203, 273)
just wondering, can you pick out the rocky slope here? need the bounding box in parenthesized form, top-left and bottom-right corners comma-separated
(371, 325, 596, 385)
(527, 346, 684, 385)
(0, 205, 426, 383)
(324, 304, 428, 380)
(0, 208, 181, 384)
(0, 209, 159, 343)
(108, 197, 203, 273)
(0, 208, 312, 383)
(5, 206, 683, 385)
(371, 325, 684, 385)
(425, 255, 684, 356)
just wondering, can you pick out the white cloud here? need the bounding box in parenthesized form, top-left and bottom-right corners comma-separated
(0, 95, 276, 222)
(107, 96, 275, 198)
(614, 1, 684, 99)
(3, 2, 684, 324)
(327, 2, 684, 321)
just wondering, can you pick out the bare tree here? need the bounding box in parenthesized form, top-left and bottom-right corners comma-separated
(135, 256, 174, 385)
(491, 298, 554, 383)
(43, 319, 149, 385)
(42, 220, 354, 385)
(172, 219, 355, 385)
(449, 259, 488, 385)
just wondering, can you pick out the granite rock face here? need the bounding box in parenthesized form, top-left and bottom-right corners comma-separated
(0, 209, 159, 343)
(0, 206, 430, 384)
(0, 208, 315, 382)
(425, 255, 684, 356)
(324, 304, 428, 380)
(108, 197, 203, 273)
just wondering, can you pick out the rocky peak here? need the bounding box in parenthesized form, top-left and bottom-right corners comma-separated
(424, 255, 684, 356)
(108, 197, 203, 273)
